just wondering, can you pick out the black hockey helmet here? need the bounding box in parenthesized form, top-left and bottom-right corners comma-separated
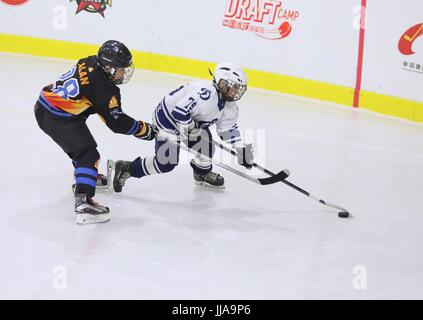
(97, 40, 134, 85)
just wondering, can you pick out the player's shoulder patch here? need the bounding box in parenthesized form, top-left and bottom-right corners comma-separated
(193, 81, 217, 100)
(83, 55, 100, 78)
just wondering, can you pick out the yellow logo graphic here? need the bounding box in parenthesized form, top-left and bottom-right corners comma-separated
(109, 95, 119, 109)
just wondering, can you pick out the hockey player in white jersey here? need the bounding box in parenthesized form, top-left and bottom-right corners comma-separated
(110, 62, 254, 190)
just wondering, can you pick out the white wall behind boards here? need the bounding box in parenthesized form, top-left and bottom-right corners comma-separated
(1, 0, 422, 103)
(0, 0, 359, 88)
(362, 0, 423, 102)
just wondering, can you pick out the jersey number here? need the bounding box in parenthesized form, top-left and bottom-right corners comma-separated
(53, 78, 80, 99)
(184, 97, 197, 110)
(58, 66, 77, 81)
(53, 66, 80, 99)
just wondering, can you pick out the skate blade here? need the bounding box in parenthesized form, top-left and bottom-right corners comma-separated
(76, 213, 111, 225)
(106, 159, 116, 192)
(96, 185, 109, 190)
(195, 181, 226, 190)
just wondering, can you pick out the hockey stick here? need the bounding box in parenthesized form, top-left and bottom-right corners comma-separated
(156, 131, 289, 186)
(212, 140, 280, 176)
(212, 140, 353, 218)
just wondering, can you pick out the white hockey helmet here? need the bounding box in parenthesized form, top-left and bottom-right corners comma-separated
(212, 62, 248, 102)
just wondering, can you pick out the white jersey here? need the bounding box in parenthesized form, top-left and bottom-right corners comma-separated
(153, 81, 242, 146)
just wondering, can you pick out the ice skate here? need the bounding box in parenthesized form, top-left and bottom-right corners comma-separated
(108, 159, 132, 193)
(75, 193, 110, 225)
(193, 171, 225, 189)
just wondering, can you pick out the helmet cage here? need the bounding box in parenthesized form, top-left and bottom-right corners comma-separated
(217, 78, 247, 102)
(101, 62, 134, 85)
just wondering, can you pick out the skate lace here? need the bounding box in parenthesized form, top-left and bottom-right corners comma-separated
(88, 198, 99, 206)
(118, 171, 130, 185)
(204, 172, 220, 183)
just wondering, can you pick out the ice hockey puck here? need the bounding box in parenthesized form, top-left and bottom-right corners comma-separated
(338, 211, 349, 218)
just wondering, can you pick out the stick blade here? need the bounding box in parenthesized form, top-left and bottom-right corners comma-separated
(258, 169, 290, 185)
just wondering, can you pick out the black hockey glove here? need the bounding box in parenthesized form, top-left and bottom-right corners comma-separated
(236, 143, 254, 169)
(134, 121, 158, 141)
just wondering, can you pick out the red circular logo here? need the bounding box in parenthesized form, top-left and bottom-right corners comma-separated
(279, 22, 292, 39)
(1, 0, 28, 5)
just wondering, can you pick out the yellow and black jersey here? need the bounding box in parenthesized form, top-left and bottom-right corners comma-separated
(37, 55, 141, 135)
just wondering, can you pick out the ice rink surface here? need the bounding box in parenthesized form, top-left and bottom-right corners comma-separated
(1, 53, 423, 299)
